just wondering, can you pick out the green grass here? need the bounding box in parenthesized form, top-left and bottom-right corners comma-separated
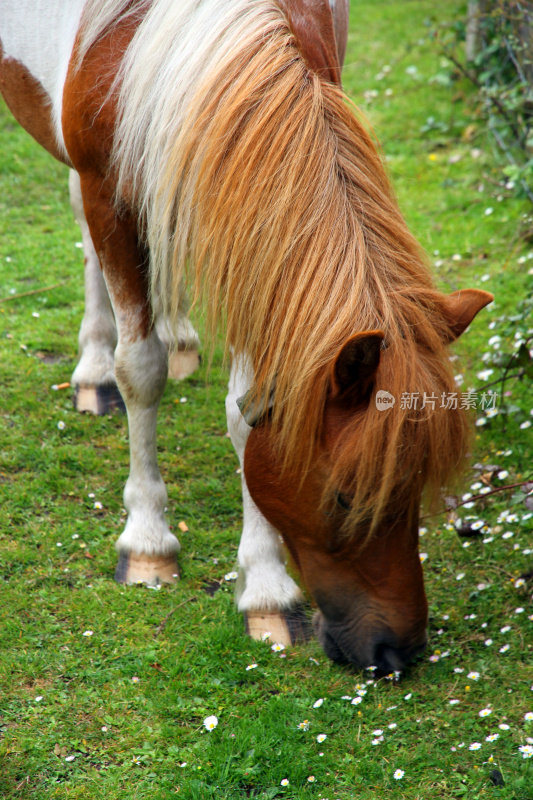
(0, 2, 531, 798)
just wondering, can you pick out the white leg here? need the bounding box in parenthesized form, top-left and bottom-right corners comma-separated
(113, 330, 181, 585)
(69, 170, 123, 414)
(226, 357, 308, 643)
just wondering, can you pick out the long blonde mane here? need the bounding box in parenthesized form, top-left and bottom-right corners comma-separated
(79, 0, 470, 529)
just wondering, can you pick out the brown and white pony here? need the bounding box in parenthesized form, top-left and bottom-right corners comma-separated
(0, 0, 492, 673)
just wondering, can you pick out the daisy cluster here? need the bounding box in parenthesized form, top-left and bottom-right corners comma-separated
(472, 291, 533, 430)
(415, 481, 532, 765)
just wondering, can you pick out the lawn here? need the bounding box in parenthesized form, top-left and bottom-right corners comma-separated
(0, 1, 531, 798)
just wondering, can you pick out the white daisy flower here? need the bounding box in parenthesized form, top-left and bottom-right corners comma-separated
(477, 369, 493, 381)
(203, 715, 218, 731)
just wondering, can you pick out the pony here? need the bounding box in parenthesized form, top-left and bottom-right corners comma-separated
(0, 0, 492, 673)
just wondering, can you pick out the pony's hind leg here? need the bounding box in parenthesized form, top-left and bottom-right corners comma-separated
(77, 173, 180, 586)
(69, 170, 124, 414)
(226, 357, 310, 645)
(155, 311, 201, 381)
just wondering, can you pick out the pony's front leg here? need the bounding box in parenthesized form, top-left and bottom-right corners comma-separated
(113, 328, 180, 585)
(226, 358, 309, 645)
(69, 170, 124, 415)
(70, 169, 199, 411)
(78, 177, 179, 585)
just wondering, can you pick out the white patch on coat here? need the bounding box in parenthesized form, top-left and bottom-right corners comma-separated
(0, 0, 87, 155)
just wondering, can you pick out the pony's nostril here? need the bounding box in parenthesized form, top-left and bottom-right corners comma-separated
(372, 637, 427, 674)
(373, 643, 407, 673)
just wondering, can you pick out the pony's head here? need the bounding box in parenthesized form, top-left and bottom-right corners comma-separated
(243, 288, 492, 673)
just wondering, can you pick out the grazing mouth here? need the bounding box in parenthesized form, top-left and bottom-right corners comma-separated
(312, 610, 427, 673)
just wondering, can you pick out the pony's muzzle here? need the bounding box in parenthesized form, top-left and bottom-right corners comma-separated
(312, 610, 427, 674)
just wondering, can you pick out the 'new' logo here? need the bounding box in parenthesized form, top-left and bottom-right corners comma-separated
(375, 390, 395, 411)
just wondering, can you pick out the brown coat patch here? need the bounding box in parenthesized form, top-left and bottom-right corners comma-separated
(0, 39, 69, 164)
(61, 17, 152, 338)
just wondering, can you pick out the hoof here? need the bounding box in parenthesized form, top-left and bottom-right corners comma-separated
(74, 384, 125, 415)
(167, 350, 200, 381)
(115, 552, 179, 586)
(245, 605, 311, 646)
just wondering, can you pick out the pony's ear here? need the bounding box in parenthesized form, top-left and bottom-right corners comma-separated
(440, 289, 493, 342)
(331, 330, 385, 399)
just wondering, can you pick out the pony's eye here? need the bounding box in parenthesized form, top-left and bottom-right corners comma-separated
(335, 492, 352, 512)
